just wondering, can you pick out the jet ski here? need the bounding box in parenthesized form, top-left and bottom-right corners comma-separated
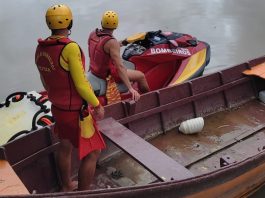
(91, 30, 211, 105)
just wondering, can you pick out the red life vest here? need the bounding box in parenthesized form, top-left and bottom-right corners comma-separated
(88, 29, 115, 79)
(35, 37, 85, 111)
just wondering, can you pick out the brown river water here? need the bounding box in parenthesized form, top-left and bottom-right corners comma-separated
(1, 0, 265, 196)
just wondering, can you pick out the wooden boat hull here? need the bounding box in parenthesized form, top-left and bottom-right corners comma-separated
(39, 153, 265, 197)
(1, 56, 265, 197)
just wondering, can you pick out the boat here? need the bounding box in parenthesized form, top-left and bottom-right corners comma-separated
(1, 55, 265, 197)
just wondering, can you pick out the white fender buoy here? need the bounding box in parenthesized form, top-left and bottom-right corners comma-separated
(179, 117, 204, 134)
(259, 90, 265, 104)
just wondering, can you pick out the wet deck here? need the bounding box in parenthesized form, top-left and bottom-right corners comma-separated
(92, 99, 265, 188)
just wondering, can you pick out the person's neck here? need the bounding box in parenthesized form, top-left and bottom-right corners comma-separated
(51, 29, 69, 37)
(101, 28, 114, 35)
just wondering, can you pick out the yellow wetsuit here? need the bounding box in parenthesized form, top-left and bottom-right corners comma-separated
(59, 41, 99, 107)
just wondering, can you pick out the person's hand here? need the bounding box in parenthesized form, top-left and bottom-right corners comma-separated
(119, 39, 129, 47)
(92, 104, 104, 120)
(129, 88, 141, 101)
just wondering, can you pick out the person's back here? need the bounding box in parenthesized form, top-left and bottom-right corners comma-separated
(88, 29, 114, 80)
(36, 37, 84, 110)
(87, 11, 150, 102)
(35, 4, 105, 191)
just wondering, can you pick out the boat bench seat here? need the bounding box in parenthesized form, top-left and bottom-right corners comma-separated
(98, 117, 193, 182)
(0, 160, 29, 196)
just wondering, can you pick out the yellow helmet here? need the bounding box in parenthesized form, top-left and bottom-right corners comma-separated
(101, 11, 119, 29)
(45, 4, 73, 30)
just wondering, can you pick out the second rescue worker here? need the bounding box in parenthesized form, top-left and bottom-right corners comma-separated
(87, 11, 150, 102)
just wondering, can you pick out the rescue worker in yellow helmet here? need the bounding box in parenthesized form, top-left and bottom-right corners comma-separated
(87, 11, 150, 102)
(35, 4, 106, 191)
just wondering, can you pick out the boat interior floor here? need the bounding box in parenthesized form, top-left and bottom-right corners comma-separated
(88, 99, 265, 189)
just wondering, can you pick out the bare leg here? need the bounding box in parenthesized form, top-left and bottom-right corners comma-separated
(127, 69, 150, 93)
(78, 150, 100, 190)
(57, 139, 77, 192)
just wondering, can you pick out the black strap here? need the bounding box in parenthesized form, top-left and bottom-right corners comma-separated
(1, 92, 27, 108)
(7, 130, 30, 143)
